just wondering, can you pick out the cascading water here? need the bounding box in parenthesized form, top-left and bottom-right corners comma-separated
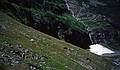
(64, 0, 116, 55)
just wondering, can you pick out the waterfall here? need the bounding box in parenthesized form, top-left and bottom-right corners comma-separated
(64, 0, 75, 17)
(64, 0, 116, 55)
(64, 0, 92, 43)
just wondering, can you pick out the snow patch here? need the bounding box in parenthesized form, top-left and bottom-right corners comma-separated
(89, 44, 114, 55)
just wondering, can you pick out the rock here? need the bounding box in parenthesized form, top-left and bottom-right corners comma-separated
(30, 39, 34, 42)
(0, 58, 5, 64)
(0, 43, 43, 69)
(58, 29, 65, 40)
(86, 58, 91, 62)
(28, 63, 38, 70)
(113, 59, 120, 66)
(63, 47, 68, 50)
(0, 25, 7, 33)
(88, 26, 117, 44)
(15, 44, 22, 48)
(65, 65, 68, 68)
(32, 53, 39, 60)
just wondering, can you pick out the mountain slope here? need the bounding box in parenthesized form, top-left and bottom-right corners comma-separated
(0, 12, 112, 70)
(64, 0, 120, 51)
(0, 0, 92, 49)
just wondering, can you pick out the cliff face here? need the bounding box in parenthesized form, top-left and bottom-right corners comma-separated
(64, 0, 120, 51)
(75, 0, 120, 22)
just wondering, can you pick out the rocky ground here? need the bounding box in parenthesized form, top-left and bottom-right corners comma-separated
(0, 42, 45, 70)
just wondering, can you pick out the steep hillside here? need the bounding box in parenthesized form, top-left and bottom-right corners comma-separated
(0, 12, 112, 70)
(0, 0, 92, 49)
(65, 0, 120, 51)
(1, 0, 120, 51)
(0, 0, 120, 70)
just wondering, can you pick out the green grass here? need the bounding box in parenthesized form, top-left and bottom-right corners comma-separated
(0, 11, 112, 70)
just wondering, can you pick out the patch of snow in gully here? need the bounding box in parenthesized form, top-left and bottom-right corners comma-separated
(89, 44, 115, 55)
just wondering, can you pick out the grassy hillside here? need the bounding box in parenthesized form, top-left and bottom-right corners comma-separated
(0, 12, 112, 70)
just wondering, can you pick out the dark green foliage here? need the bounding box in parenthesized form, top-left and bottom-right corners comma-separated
(0, 0, 87, 33)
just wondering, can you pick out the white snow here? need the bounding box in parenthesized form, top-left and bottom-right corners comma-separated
(89, 44, 115, 55)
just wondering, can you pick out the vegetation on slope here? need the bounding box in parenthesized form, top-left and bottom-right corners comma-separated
(0, 0, 86, 31)
(0, 0, 93, 49)
(65, 0, 120, 51)
(0, 0, 119, 69)
(0, 12, 112, 70)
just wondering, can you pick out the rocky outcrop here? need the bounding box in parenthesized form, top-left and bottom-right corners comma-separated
(87, 26, 118, 44)
(64, 0, 120, 45)
(0, 42, 44, 70)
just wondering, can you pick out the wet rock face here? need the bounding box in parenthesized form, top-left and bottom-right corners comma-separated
(113, 59, 120, 66)
(64, 29, 91, 49)
(66, 0, 120, 29)
(88, 26, 118, 44)
(65, 0, 120, 45)
(88, 0, 120, 29)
